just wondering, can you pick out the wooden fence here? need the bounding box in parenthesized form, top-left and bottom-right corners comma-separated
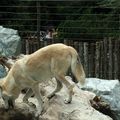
(21, 37, 120, 80)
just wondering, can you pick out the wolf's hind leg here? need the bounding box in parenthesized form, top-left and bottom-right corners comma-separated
(47, 79, 63, 99)
(32, 84, 44, 116)
(56, 74, 74, 104)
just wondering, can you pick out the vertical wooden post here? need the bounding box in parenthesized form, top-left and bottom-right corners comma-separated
(108, 37, 112, 79)
(74, 41, 79, 52)
(26, 39, 29, 54)
(100, 41, 104, 79)
(113, 40, 118, 79)
(79, 42, 84, 66)
(103, 38, 107, 79)
(88, 43, 95, 77)
(95, 42, 100, 78)
(118, 39, 120, 80)
(83, 42, 88, 77)
(88, 43, 91, 77)
(63, 39, 68, 45)
(37, 1, 41, 48)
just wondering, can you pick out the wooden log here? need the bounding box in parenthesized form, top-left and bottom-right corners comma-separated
(95, 42, 100, 78)
(21, 39, 26, 54)
(108, 37, 113, 79)
(83, 42, 88, 77)
(79, 42, 84, 66)
(63, 39, 68, 45)
(99, 41, 104, 79)
(113, 39, 118, 79)
(74, 41, 79, 52)
(88, 43, 93, 77)
(117, 38, 120, 80)
(25, 39, 29, 54)
(91, 43, 96, 77)
(103, 38, 108, 79)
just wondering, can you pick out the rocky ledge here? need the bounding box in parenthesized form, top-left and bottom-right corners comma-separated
(0, 78, 113, 120)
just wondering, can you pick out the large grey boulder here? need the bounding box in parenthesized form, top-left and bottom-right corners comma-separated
(0, 26, 21, 78)
(0, 26, 21, 57)
(38, 84, 112, 120)
(81, 78, 120, 120)
(0, 65, 7, 78)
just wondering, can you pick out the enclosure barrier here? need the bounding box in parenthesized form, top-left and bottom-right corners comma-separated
(21, 37, 120, 80)
(0, 1, 120, 80)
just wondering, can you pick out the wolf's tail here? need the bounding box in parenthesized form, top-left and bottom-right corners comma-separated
(70, 47, 85, 85)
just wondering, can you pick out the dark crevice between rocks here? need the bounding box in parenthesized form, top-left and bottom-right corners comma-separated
(90, 96, 116, 120)
(0, 107, 38, 120)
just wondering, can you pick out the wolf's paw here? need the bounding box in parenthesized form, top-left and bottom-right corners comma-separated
(28, 102, 36, 109)
(35, 111, 41, 117)
(64, 98, 71, 104)
(35, 108, 46, 117)
(47, 93, 55, 99)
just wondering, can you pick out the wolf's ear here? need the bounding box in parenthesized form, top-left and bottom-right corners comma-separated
(0, 86, 3, 98)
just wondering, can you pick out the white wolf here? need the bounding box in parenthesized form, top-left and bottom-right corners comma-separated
(0, 43, 85, 114)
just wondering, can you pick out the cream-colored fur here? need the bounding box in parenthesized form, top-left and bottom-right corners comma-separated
(0, 43, 85, 115)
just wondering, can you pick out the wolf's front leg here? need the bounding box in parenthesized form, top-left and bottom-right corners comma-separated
(23, 88, 36, 108)
(2, 95, 15, 110)
(32, 85, 44, 116)
(47, 79, 63, 99)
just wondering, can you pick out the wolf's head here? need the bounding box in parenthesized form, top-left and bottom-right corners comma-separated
(0, 86, 14, 110)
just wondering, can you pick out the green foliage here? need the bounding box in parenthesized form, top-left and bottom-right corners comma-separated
(57, 1, 120, 39)
(0, 0, 119, 39)
(99, 0, 120, 7)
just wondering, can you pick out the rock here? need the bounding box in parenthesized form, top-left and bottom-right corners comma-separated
(0, 77, 113, 120)
(0, 65, 7, 78)
(81, 78, 120, 120)
(1, 80, 111, 120)
(0, 26, 21, 78)
(0, 26, 21, 57)
(39, 84, 112, 120)
(80, 78, 119, 95)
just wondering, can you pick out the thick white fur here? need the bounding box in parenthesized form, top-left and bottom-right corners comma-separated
(0, 43, 85, 114)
